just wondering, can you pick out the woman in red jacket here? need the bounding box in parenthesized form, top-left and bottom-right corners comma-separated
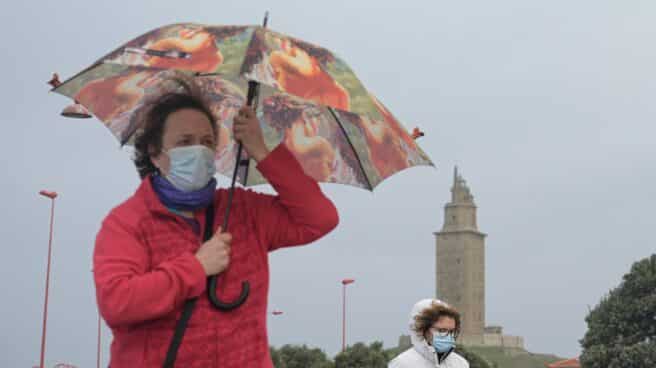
(93, 91, 339, 367)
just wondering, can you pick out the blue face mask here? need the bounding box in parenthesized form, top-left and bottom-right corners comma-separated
(432, 334, 455, 353)
(165, 145, 216, 192)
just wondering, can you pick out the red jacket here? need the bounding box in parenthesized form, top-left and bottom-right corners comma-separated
(93, 145, 339, 367)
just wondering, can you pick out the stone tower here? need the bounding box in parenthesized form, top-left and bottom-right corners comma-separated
(435, 167, 486, 345)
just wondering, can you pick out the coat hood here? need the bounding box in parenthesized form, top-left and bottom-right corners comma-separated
(408, 298, 451, 363)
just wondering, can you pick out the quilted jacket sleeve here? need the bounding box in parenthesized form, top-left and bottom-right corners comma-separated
(250, 144, 339, 251)
(93, 212, 206, 327)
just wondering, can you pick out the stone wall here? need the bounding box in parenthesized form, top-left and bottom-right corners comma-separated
(483, 333, 524, 349)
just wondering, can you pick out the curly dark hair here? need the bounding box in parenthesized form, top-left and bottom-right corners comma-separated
(413, 302, 462, 340)
(133, 93, 216, 178)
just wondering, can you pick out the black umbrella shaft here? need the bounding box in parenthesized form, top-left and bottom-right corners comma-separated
(222, 80, 259, 230)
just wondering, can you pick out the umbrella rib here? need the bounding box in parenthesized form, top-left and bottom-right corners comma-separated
(327, 107, 374, 191)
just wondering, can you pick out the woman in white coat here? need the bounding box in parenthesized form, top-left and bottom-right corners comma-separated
(388, 299, 469, 368)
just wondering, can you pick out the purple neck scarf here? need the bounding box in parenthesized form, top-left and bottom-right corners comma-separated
(151, 175, 217, 212)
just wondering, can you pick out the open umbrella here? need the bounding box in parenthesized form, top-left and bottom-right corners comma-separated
(51, 19, 432, 185)
(50, 15, 433, 311)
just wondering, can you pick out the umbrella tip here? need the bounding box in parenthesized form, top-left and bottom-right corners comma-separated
(61, 103, 92, 119)
(263, 11, 269, 28)
(411, 127, 425, 140)
(48, 73, 62, 88)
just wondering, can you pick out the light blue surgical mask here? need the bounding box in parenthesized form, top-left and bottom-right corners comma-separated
(165, 145, 216, 192)
(432, 334, 455, 353)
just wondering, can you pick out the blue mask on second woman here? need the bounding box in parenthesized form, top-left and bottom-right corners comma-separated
(432, 334, 455, 353)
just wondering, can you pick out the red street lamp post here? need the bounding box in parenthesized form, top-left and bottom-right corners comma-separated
(97, 312, 102, 368)
(341, 278, 355, 352)
(38, 190, 58, 368)
(91, 268, 102, 368)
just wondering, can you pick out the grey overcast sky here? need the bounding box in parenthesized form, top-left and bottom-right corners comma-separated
(1, 1, 655, 366)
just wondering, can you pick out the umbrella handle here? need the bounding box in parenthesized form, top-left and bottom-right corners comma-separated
(206, 81, 260, 311)
(206, 142, 251, 311)
(207, 278, 250, 310)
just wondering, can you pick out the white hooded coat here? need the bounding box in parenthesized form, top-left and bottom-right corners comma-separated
(388, 299, 469, 368)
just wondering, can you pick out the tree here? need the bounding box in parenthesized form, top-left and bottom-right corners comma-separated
(456, 346, 494, 368)
(270, 344, 334, 368)
(334, 341, 388, 368)
(580, 254, 656, 368)
(270, 346, 284, 368)
(383, 345, 405, 362)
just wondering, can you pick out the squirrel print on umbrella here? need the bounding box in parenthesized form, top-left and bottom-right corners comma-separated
(344, 95, 429, 181)
(107, 25, 252, 73)
(262, 95, 336, 182)
(259, 94, 365, 186)
(242, 30, 351, 112)
(74, 71, 153, 122)
(142, 27, 223, 72)
(268, 35, 350, 111)
(72, 24, 228, 124)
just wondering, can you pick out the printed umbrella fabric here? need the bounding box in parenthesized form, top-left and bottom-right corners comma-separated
(52, 23, 433, 189)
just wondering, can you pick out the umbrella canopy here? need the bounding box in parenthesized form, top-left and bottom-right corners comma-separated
(52, 23, 433, 190)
